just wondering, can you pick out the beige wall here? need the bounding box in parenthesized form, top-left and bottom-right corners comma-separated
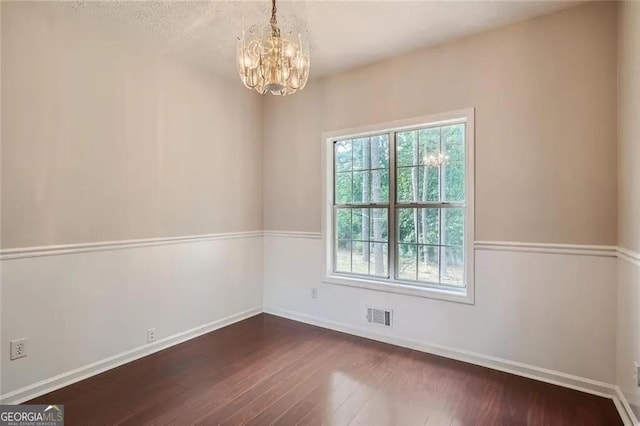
(1, 2, 620, 248)
(618, 1, 640, 254)
(263, 2, 618, 245)
(1, 2, 263, 249)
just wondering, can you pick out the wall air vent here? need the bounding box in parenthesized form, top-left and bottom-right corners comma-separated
(366, 307, 392, 327)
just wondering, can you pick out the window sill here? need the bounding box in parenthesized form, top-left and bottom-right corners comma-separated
(322, 274, 474, 305)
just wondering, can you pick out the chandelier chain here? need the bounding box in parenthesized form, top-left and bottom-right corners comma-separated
(270, 0, 277, 27)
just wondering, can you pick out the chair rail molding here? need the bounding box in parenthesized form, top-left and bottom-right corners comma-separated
(0, 231, 264, 260)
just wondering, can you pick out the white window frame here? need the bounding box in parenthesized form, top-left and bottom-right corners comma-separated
(321, 108, 475, 304)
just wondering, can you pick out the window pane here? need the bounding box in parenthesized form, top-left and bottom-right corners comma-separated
(396, 167, 419, 202)
(417, 208, 439, 245)
(353, 138, 370, 170)
(419, 166, 440, 202)
(352, 208, 366, 241)
(444, 162, 464, 202)
(370, 242, 388, 277)
(441, 246, 464, 286)
(396, 131, 418, 167)
(443, 208, 464, 247)
(352, 170, 371, 203)
(419, 127, 440, 166)
(351, 241, 368, 274)
(336, 208, 352, 240)
(371, 135, 389, 169)
(335, 172, 352, 204)
(397, 243, 417, 280)
(334, 122, 467, 286)
(370, 168, 389, 203)
(336, 240, 351, 273)
(398, 208, 417, 243)
(443, 124, 465, 164)
(335, 140, 352, 172)
(418, 245, 439, 283)
(370, 208, 388, 242)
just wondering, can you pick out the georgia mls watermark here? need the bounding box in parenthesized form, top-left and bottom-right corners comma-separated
(0, 405, 64, 426)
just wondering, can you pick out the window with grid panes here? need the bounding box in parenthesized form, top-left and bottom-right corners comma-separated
(331, 119, 469, 290)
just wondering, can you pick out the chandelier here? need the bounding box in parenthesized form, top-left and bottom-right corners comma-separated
(425, 153, 450, 167)
(236, 0, 310, 96)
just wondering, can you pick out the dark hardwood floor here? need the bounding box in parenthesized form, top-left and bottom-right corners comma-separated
(28, 314, 622, 425)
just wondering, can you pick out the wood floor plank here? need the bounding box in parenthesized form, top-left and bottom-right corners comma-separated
(26, 314, 623, 426)
(213, 337, 358, 425)
(319, 347, 414, 425)
(273, 338, 396, 425)
(195, 334, 355, 424)
(243, 336, 383, 425)
(125, 326, 331, 424)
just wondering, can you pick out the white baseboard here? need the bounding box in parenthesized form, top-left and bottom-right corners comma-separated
(2, 303, 637, 424)
(616, 386, 640, 426)
(264, 306, 637, 425)
(0, 306, 262, 405)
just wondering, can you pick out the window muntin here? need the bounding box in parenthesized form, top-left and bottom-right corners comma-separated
(332, 121, 468, 289)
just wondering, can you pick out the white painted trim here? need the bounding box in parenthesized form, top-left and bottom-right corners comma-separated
(0, 231, 263, 260)
(615, 386, 640, 425)
(265, 233, 619, 258)
(320, 109, 478, 141)
(0, 306, 262, 405)
(321, 108, 476, 305)
(475, 241, 617, 257)
(263, 306, 632, 425)
(323, 274, 471, 304)
(263, 231, 322, 239)
(2, 232, 625, 261)
(618, 247, 640, 266)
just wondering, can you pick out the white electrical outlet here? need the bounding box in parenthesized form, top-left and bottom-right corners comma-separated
(311, 288, 318, 299)
(147, 328, 156, 343)
(10, 338, 27, 360)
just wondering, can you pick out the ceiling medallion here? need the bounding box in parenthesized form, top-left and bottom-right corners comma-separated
(236, 0, 310, 96)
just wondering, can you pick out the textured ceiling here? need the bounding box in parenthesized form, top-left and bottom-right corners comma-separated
(69, 0, 581, 79)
